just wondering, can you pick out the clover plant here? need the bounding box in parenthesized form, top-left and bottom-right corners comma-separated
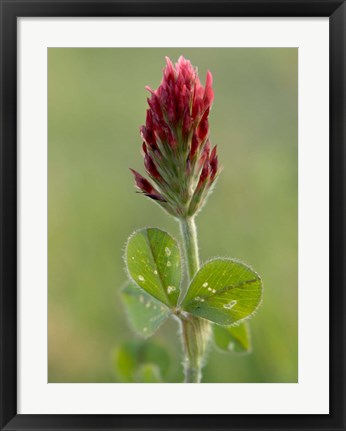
(122, 56, 263, 383)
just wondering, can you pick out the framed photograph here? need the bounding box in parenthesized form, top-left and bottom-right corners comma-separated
(1, 1, 345, 430)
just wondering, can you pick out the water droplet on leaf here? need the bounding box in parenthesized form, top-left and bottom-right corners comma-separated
(167, 286, 176, 294)
(223, 300, 237, 310)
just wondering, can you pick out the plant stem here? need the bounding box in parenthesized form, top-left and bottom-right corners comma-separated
(179, 217, 200, 283)
(179, 216, 211, 383)
(180, 312, 211, 383)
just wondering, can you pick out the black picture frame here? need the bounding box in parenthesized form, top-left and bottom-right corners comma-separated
(1, 1, 345, 430)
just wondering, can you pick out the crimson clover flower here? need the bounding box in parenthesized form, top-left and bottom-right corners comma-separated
(131, 56, 220, 218)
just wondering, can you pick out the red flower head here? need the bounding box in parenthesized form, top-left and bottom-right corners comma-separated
(131, 56, 220, 217)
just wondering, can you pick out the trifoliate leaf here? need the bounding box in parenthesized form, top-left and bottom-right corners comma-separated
(126, 228, 181, 307)
(121, 282, 171, 338)
(213, 321, 252, 354)
(182, 258, 262, 326)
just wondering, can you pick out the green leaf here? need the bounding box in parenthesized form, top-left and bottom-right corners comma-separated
(113, 342, 137, 382)
(182, 258, 262, 326)
(126, 228, 181, 307)
(136, 364, 162, 383)
(213, 321, 252, 354)
(121, 282, 171, 338)
(113, 340, 170, 383)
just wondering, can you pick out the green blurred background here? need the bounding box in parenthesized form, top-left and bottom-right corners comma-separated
(48, 48, 297, 383)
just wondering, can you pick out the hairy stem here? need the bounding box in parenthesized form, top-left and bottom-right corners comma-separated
(179, 216, 211, 383)
(179, 217, 200, 283)
(180, 313, 212, 383)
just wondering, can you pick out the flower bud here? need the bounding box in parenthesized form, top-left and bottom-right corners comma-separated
(131, 56, 220, 217)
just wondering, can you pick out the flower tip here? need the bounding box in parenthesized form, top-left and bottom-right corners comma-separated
(164, 56, 175, 74)
(130, 168, 149, 186)
(204, 70, 214, 106)
(206, 70, 213, 86)
(145, 85, 155, 95)
(129, 168, 141, 181)
(210, 145, 217, 160)
(130, 168, 145, 189)
(177, 55, 188, 66)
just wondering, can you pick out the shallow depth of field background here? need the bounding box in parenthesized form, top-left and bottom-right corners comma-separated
(48, 48, 298, 383)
